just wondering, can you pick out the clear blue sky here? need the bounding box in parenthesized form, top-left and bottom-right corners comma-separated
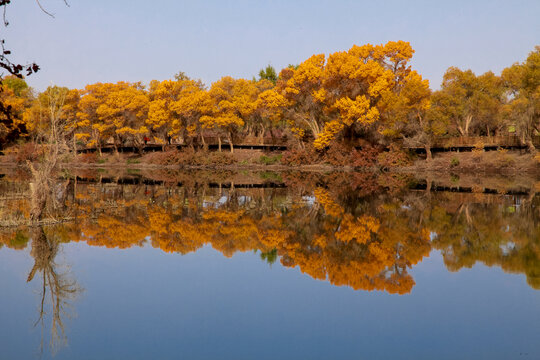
(4, 0, 540, 91)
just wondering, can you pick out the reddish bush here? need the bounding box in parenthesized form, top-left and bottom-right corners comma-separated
(143, 150, 184, 165)
(77, 152, 98, 164)
(143, 148, 235, 166)
(13, 142, 43, 163)
(377, 145, 413, 169)
(280, 146, 320, 166)
(350, 146, 380, 168)
(323, 142, 352, 166)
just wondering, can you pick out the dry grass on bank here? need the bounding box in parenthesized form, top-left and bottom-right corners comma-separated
(413, 150, 539, 173)
(3, 141, 540, 173)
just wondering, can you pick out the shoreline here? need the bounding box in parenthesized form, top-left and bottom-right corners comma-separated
(1, 146, 539, 175)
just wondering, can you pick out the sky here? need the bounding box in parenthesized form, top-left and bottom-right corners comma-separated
(3, 0, 539, 91)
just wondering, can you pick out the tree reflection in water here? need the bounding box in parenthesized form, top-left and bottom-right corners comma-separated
(0, 161, 82, 355)
(1, 169, 540, 354)
(27, 225, 81, 355)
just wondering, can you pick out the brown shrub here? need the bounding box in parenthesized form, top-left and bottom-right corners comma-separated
(13, 142, 43, 163)
(323, 142, 352, 166)
(143, 150, 184, 165)
(142, 148, 235, 166)
(495, 148, 515, 168)
(281, 143, 381, 168)
(350, 146, 380, 168)
(205, 151, 235, 165)
(377, 145, 413, 169)
(77, 152, 98, 164)
(280, 146, 320, 166)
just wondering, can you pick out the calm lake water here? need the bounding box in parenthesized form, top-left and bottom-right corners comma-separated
(1, 169, 540, 359)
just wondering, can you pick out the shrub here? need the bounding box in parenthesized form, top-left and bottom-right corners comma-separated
(350, 146, 380, 168)
(143, 149, 185, 165)
(323, 142, 352, 166)
(11, 142, 43, 163)
(258, 154, 282, 165)
(280, 146, 320, 166)
(496, 148, 515, 167)
(205, 151, 235, 165)
(472, 141, 485, 152)
(377, 145, 412, 169)
(450, 157, 460, 167)
(143, 148, 235, 166)
(77, 152, 98, 164)
(126, 158, 140, 164)
(534, 153, 540, 165)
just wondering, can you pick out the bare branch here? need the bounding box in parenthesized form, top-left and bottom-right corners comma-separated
(35, 0, 55, 18)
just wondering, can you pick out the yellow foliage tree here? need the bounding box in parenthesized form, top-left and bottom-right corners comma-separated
(200, 77, 258, 152)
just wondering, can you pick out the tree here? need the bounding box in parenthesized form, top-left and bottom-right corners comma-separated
(200, 77, 258, 152)
(0, 77, 29, 144)
(77, 83, 116, 154)
(277, 41, 428, 150)
(433, 67, 504, 138)
(149, 75, 207, 147)
(377, 70, 433, 157)
(23, 86, 78, 149)
(96, 82, 149, 152)
(253, 87, 288, 143)
(502, 46, 540, 153)
(77, 82, 149, 153)
(258, 65, 278, 85)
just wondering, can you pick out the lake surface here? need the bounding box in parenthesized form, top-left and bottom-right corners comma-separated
(1, 168, 540, 359)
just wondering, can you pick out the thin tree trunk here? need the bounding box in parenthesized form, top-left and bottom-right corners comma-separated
(228, 132, 234, 153)
(527, 138, 536, 154)
(259, 124, 265, 144)
(201, 134, 207, 151)
(425, 144, 432, 162)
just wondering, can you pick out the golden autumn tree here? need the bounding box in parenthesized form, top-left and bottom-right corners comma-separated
(278, 41, 429, 150)
(148, 79, 179, 146)
(77, 82, 149, 153)
(502, 46, 540, 153)
(431, 67, 504, 139)
(243, 79, 275, 142)
(96, 82, 149, 152)
(277, 55, 326, 144)
(253, 84, 288, 144)
(161, 75, 209, 147)
(77, 83, 117, 153)
(200, 77, 258, 152)
(0, 76, 30, 144)
(378, 71, 437, 159)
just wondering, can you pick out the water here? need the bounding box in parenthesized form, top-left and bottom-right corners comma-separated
(1, 169, 539, 359)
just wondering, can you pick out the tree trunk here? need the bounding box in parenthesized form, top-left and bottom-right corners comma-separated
(201, 134, 207, 151)
(527, 138, 536, 154)
(218, 136, 222, 152)
(259, 124, 266, 144)
(425, 144, 432, 162)
(464, 115, 472, 136)
(228, 133, 234, 153)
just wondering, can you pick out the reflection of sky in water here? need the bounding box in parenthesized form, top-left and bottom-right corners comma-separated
(1, 242, 539, 360)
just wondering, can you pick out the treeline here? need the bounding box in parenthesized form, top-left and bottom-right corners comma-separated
(0, 41, 538, 158)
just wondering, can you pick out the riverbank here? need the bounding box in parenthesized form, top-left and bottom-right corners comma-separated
(1, 144, 539, 174)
